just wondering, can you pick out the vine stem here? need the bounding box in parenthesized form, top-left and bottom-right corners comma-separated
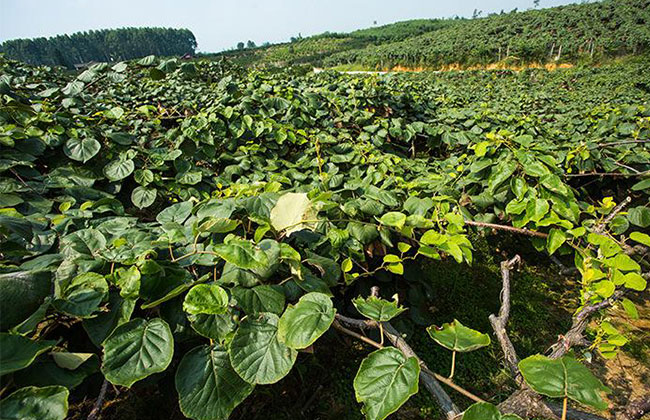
(561, 396, 568, 420)
(87, 379, 109, 420)
(449, 351, 456, 379)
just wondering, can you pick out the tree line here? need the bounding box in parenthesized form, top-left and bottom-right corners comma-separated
(0, 27, 197, 68)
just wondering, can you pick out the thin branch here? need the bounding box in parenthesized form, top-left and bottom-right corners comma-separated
(335, 314, 462, 419)
(331, 320, 382, 349)
(489, 255, 523, 383)
(465, 220, 549, 238)
(594, 196, 632, 234)
(597, 139, 650, 147)
(382, 322, 462, 419)
(564, 171, 650, 178)
(548, 291, 625, 359)
(87, 379, 109, 420)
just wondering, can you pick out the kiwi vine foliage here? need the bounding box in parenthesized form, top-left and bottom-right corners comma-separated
(0, 47, 649, 420)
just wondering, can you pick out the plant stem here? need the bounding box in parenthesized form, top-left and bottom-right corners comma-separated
(379, 322, 384, 346)
(562, 396, 568, 420)
(449, 351, 456, 379)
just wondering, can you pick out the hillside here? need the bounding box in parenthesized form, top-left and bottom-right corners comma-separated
(216, 0, 650, 69)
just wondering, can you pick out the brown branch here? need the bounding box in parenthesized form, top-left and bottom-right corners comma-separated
(465, 220, 549, 238)
(597, 140, 650, 147)
(564, 171, 650, 178)
(87, 379, 109, 420)
(594, 197, 632, 234)
(332, 320, 382, 349)
(616, 395, 650, 420)
(548, 290, 625, 359)
(489, 255, 523, 383)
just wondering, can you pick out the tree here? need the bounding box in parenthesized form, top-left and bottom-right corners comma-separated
(246, 40, 256, 49)
(237, 42, 245, 50)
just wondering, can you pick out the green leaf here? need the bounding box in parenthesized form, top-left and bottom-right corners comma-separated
(53, 272, 108, 317)
(630, 231, 650, 247)
(379, 212, 407, 230)
(278, 292, 336, 349)
(157, 201, 193, 224)
(63, 137, 100, 163)
(628, 206, 650, 228)
(341, 258, 353, 273)
(270, 192, 317, 235)
(131, 186, 157, 209)
(198, 217, 239, 233)
(0, 386, 68, 420)
(353, 347, 420, 420)
(621, 298, 638, 319)
(426, 319, 490, 352)
(631, 178, 650, 191)
(232, 285, 285, 315)
(229, 313, 297, 384)
(0, 334, 57, 376)
(104, 106, 125, 119)
(352, 295, 407, 322)
(546, 229, 566, 255)
(212, 237, 269, 269)
(0, 270, 51, 331)
(101, 318, 174, 387)
(51, 352, 95, 370)
(183, 284, 229, 315)
(103, 159, 134, 181)
(176, 344, 254, 420)
(461, 402, 523, 420)
(519, 355, 609, 410)
(622, 273, 646, 291)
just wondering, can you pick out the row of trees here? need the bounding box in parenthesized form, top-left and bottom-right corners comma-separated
(0, 27, 197, 68)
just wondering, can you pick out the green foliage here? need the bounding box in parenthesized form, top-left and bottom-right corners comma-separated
(278, 292, 336, 349)
(101, 318, 174, 387)
(427, 320, 491, 352)
(353, 295, 407, 322)
(0, 28, 197, 68)
(519, 355, 610, 410)
(0, 53, 647, 419)
(353, 347, 420, 420)
(0, 386, 68, 420)
(462, 402, 523, 420)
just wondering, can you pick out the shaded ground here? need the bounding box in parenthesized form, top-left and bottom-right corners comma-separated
(69, 237, 650, 420)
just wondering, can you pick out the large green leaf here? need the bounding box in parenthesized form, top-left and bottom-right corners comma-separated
(232, 285, 285, 315)
(0, 270, 51, 330)
(101, 318, 174, 387)
(63, 137, 100, 163)
(519, 355, 609, 410)
(131, 186, 157, 209)
(277, 292, 336, 349)
(183, 284, 229, 315)
(426, 319, 490, 352)
(352, 295, 407, 322)
(0, 334, 57, 376)
(229, 313, 297, 384)
(0, 386, 68, 420)
(176, 344, 254, 420)
(212, 237, 269, 269)
(53, 272, 108, 317)
(353, 347, 420, 420)
(461, 402, 523, 420)
(103, 158, 134, 181)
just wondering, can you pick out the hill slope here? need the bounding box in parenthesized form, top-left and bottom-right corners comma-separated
(217, 0, 650, 69)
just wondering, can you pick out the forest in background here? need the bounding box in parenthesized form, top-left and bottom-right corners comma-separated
(0, 27, 197, 68)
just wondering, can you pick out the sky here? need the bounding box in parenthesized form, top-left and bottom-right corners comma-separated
(0, 0, 581, 53)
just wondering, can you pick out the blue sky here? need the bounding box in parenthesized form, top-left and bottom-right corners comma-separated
(1, 0, 582, 52)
